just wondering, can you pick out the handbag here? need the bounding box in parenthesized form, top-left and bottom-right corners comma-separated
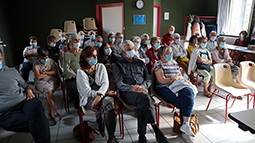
(173, 112, 199, 134)
(196, 62, 211, 72)
(73, 121, 99, 142)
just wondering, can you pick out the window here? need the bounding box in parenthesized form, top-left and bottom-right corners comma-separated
(226, 0, 254, 36)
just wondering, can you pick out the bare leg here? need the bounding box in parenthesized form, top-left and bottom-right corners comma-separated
(203, 82, 209, 94)
(45, 90, 58, 115)
(45, 99, 52, 117)
(208, 81, 213, 93)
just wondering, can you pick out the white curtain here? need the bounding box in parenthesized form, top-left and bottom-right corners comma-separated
(217, 0, 230, 35)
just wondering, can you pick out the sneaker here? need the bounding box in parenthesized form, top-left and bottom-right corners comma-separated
(180, 124, 195, 137)
(139, 135, 148, 143)
(182, 133, 196, 143)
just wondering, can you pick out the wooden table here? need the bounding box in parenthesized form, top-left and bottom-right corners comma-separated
(228, 109, 255, 134)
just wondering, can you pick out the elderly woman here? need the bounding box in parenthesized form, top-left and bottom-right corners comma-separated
(107, 32, 116, 47)
(131, 36, 149, 64)
(187, 35, 198, 59)
(83, 30, 96, 48)
(140, 33, 151, 52)
(22, 36, 40, 82)
(77, 46, 118, 143)
(212, 36, 242, 100)
(146, 36, 161, 72)
(63, 33, 82, 109)
(33, 48, 60, 126)
(206, 31, 217, 52)
(154, 45, 197, 137)
(234, 30, 250, 47)
(188, 36, 213, 97)
(111, 32, 124, 62)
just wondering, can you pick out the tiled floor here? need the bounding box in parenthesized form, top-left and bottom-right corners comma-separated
(1, 77, 255, 143)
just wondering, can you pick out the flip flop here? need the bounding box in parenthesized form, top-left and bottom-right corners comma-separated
(204, 92, 212, 98)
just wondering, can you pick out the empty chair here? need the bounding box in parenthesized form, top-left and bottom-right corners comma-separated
(83, 17, 97, 31)
(50, 29, 62, 41)
(239, 61, 255, 109)
(206, 63, 250, 122)
(64, 20, 77, 34)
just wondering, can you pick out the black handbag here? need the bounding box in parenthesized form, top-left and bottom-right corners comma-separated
(196, 62, 211, 72)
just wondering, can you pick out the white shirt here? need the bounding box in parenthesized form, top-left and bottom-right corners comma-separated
(83, 39, 95, 48)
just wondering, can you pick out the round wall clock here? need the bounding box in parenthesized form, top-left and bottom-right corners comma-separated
(136, 0, 144, 9)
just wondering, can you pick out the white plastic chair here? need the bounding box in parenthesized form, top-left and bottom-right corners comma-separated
(64, 20, 77, 34)
(50, 29, 62, 41)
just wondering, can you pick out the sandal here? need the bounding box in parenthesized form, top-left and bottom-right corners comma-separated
(54, 112, 62, 121)
(48, 117, 56, 126)
(204, 92, 212, 98)
(232, 96, 243, 100)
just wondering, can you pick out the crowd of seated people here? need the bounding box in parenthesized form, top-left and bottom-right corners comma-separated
(3, 24, 255, 143)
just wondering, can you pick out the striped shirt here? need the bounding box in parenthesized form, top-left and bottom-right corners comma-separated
(154, 60, 180, 89)
(211, 48, 231, 63)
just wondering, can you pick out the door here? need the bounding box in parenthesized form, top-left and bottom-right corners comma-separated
(153, 4, 161, 37)
(96, 3, 124, 42)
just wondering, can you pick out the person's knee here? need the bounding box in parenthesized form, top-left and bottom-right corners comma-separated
(25, 98, 44, 111)
(137, 92, 152, 105)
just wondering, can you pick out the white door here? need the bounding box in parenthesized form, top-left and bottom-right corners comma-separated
(153, 7, 158, 37)
(101, 6, 123, 42)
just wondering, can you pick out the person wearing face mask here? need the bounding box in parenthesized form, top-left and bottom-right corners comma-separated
(95, 35, 103, 48)
(45, 35, 60, 64)
(0, 49, 51, 143)
(111, 32, 124, 62)
(140, 33, 151, 52)
(56, 32, 67, 52)
(187, 35, 198, 59)
(33, 48, 61, 126)
(146, 36, 161, 72)
(154, 46, 197, 142)
(162, 25, 175, 46)
(113, 40, 169, 143)
(63, 33, 82, 109)
(188, 36, 213, 97)
(107, 32, 116, 47)
(78, 31, 85, 48)
(22, 36, 40, 82)
(234, 30, 250, 47)
(206, 31, 217, 52)
(83, 30, 96, 48)
(131, 36, 149, 64)
(212, 37, 242, 100)
(77, 46, 118, 143)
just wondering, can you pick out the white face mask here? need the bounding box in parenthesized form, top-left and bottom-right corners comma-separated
(49, 42, 56, 47)
(210, 36, 216, 41)
(134, 43, 140, 49)
(73, 42, 81, 49)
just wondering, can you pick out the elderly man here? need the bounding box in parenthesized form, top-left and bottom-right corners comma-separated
(0, 49, 51, 143)
(83, 30, 96, 48)
(206, 31, 217, 52)
(140, 33, 151, 52)
(56, 32, 67, 52)
(113, 40, 169, 143)
(78, 31, 85, 48)
(94, 35, 103, 48)
(45, 35, 60, 64)
(162, 25, 175, 46)
(111, 32, 124, 62)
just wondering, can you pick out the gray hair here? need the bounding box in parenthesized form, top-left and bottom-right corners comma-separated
(115, 32, 123, 38)
(121, 40, 134, 50)
(69, 33, 80, 41)
(78, 31, 84, 35)
(172, 33, 180, 39)
(168, 25, 175, 30)
(158, 45, 172, 57)
(209, 31, 217, 36)
(88, 30, 95, 36)
(217, 36, 226, 42)
(141, 33, 149, 40)
(95, 35, 103, 41)
(131, 36, 141, 42)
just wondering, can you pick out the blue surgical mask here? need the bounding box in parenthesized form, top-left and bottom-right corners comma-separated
(144, 40, 150, 45)
(0, 62, 2, 70)
(96, 43, 102, 48)
(89, 58, 97, 66)
(90, 35, 95, 40)
(220, 42, 226, 48)
(200, 43, 207, 48)
(105, 48, 112, 55)
(31, 42, 37, 47)
(110, 38, 115, 43)
(165, 55, 173, 62)
(169, 31, 174, 35)
(80, 35, 84, 40)
(125, 50, 135, 59)
(40, 58, 49, 64)
(118, 39, 123, 44)
(240, 34, 244, 38)
(61, 37, 66, 41)
(175, 39, 180, 44)
(154, 43, 160, 49)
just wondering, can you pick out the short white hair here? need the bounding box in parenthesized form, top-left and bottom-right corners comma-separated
(131, 36, 141, 42)
(69, 33, 80, 41)
(217, 36, 226, 42)
(121, 40, 134, 50)
(172, 33, 180, 39)
(209, 31, 217, 36)
(141, 33, 149, 40)
(88, 30, 95, 36)
(78, 31, 84, 35)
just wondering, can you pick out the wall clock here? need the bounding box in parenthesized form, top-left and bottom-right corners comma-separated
(136, 0, 144, 9)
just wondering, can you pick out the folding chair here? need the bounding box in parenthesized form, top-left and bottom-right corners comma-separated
(205, 63, 250, 122)
(188, 69, 203, 87)
(64, 20, 77, 34)
(50, 29, 62, 41)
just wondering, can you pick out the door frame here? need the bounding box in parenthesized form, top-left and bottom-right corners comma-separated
(154, 4, 161, 37)
(96, 3, 124, 36)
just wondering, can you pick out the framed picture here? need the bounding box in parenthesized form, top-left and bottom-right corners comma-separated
(134, 15, 146, 25)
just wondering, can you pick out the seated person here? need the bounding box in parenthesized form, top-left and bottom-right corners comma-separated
(95, 35, 103, 48)
(56, 32, 67, 52)
(45, 35, 60, 65)
(22, 36, 40, 82)
(206, 31, 217, 52)
(188, 36, 213, 97)
(187, 35, 198, 58)
(83, 30, 96, 48)
(140, 33, 151, 52)
(77, 46, 118, 143)
(146, 36, 161, 72)
(154, 45, 197, 137)
(98, 43, 116, 90)
(78, 31, 85, 48)
(111, 32, 124, 62)
(113, 40, 169, 143)
(33, 48, 61, 126)
(107, 32, 116, 47)
(0, 49, 50, 143)
(131, 36, 149, 64)
(234, 30, 250, 47)
(212, 36, 242, 100)
(63, 33, 82, 109)
(162, 25, 175, 46)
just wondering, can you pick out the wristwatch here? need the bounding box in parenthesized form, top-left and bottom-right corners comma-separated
(97, 93, 104, 98)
